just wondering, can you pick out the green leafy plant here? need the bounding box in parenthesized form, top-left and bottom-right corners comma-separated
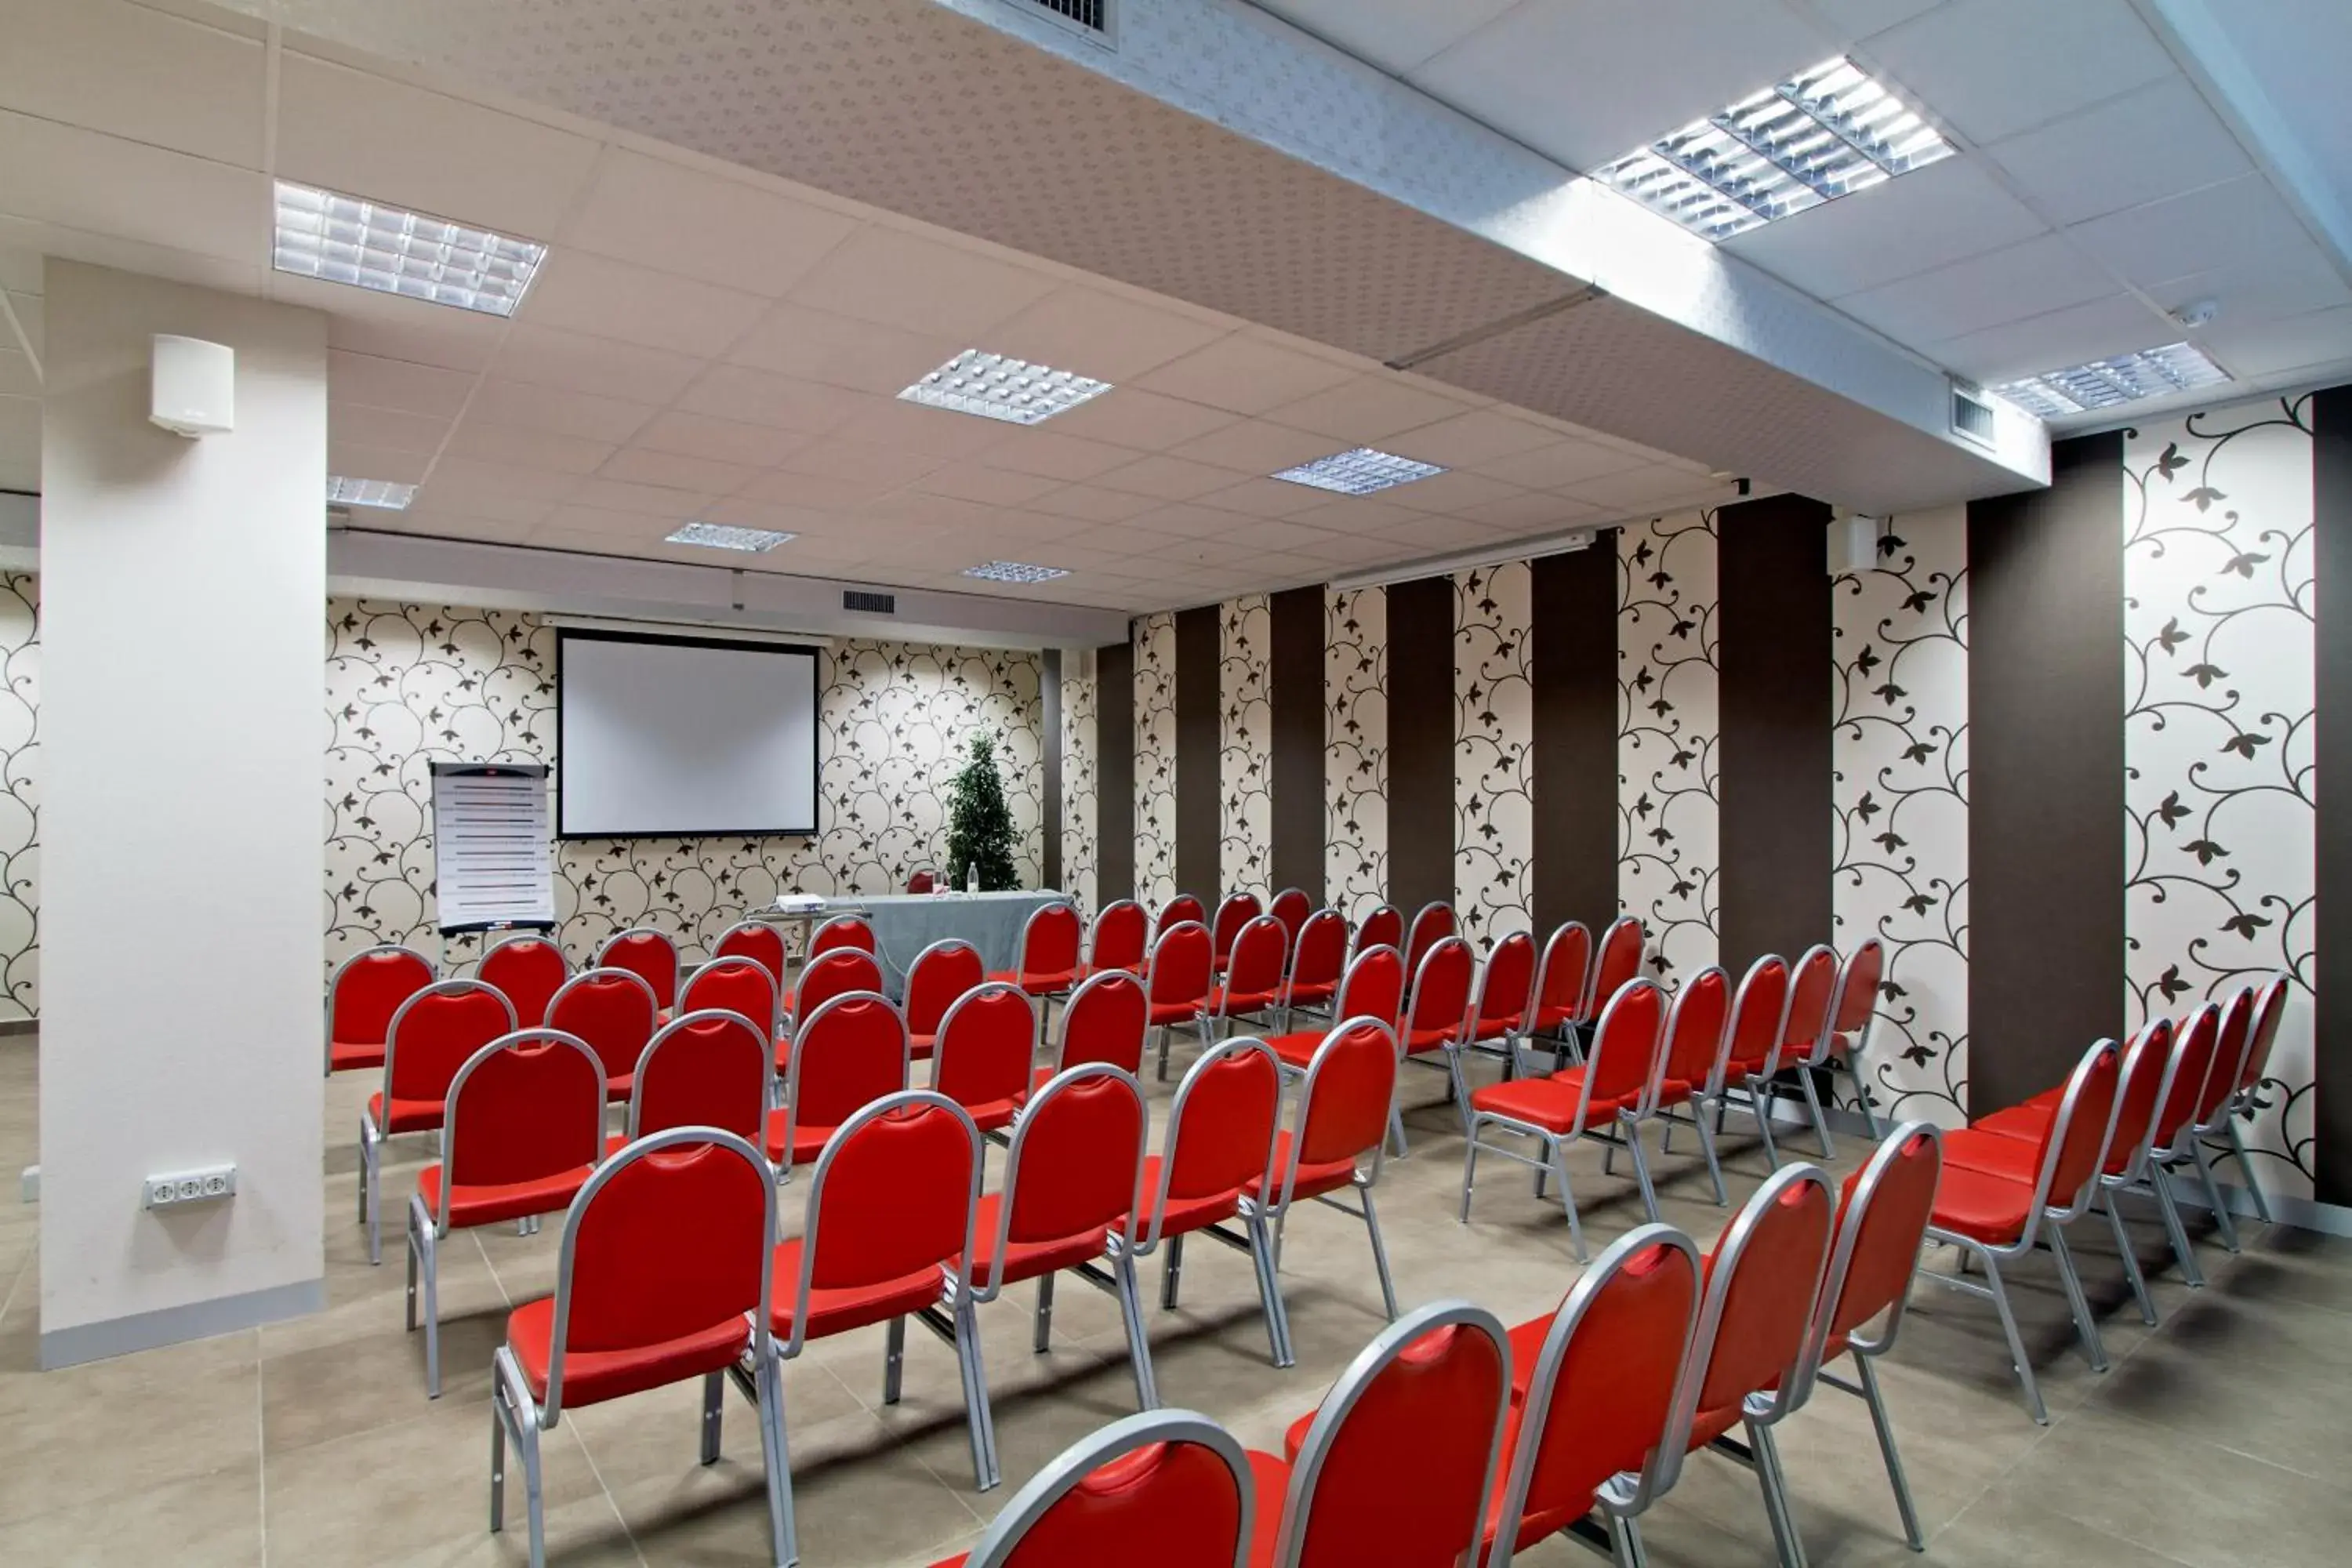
(944, 730, 1019, 892)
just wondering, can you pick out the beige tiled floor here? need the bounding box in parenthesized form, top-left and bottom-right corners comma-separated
(2, 1035, 2348, 1566)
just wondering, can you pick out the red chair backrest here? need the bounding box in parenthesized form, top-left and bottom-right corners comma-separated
(1723, 954, 1791, 1077)
(1404, 936, 1475, 1044)
(1475, 931, 1537, 1029)
(810, 916, 875, 958)
(1156, 895, 1207, 937)
(679, 956, 778, 1036)
(445, 1031, 605, 1192)
(1089, 901, 1149, 973)
(1332, 946, 1406, 1031)
(906, 939, 986, 1039)
(802, 1092, 979, 1296)
(1403, 901, 1455, 975)
(1160, 1040, 1281, 1211)
(1018, 903, 1085, 979)
(1819, 1126, 1942, 1353)
(632, 1011, 770, 1142)
(1781, 944, 1840, 1065)
(1296, 1020, 1401, 1170)
(1829, 938, 1884, 1040)
(477, 938, 564, 1029)
(331, 946, 435, 1046)
(1503, 1227, 1700, 1551)
(1580, 979, 1667, 1120)
(1269, 888, 1314, 945)
(1279, 1304, 1508, 1568)
(935, 983, 1038, 1112)
(2198, 985, 2257, 1125)
(1353, 904, 1403, 959)
(1530, 921, 1592, 1032)
(387, 982, 517, 1105)
(2101, 1018, 2174, 1178)
(1585, 916, 1645, 1019)
(561, 1135, 768, 1358)
(793, 949, 883, 1019)
(2237, 975, 2291, 1094)
(1146, 920, 1214, 1008)
(714, 921, 788, 987)
(1221, 914, 1288, 1002)
(1058, 971, 1149, 1075)
(597, 928, 678, 1012)
(787, 993, 910, 1132)
(907, 868, 938, 895)
(2151, 1003, 2222, 1148)
(1211, 893, 1264, 967)
(1287, 909, 1348, 995)
(980, 1416, 1251, 1568)
(1691, 1167, 1835, 1424)
(1658, 966, 1731, 1091)
(548, 968, 659, 1086)
(2039, 1039, 2122, 1212)
(1001, 1067, 1145, 1254)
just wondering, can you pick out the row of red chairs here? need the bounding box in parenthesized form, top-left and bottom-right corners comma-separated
(933, 1122, 1943, 1568)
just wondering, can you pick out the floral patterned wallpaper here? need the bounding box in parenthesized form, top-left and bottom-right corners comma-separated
(1134, 612, 1179, 909)
(0, 573, 36, 1023)
(325, 598, 1044, 975)
(1221, 595, 1273, 897)
(1617, 511, 1722, 978)
(1831, 507, 1971, 1127)
(1060, 659, 1098, 917)
(1455, 562, 1533, 944)
(2124, 398, 2316, 1197)
(1326, 586, 1388, 923)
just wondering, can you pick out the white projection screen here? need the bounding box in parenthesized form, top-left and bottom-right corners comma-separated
(557, 630, 820, 837)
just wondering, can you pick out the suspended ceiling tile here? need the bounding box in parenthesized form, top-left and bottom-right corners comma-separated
(628, 410, 805, 468)
(1860, 0, 2175, 146)
(789, 223, 1061, 342)
(0, 111, 268, 266)
(490, 323, 706, 405)
(327, 400, 448, 455)
(1130, 329, 1364, 416)
(1263, 373, 1472, 444)
(557, 147, 861, 297)
(1091, 453, 1253, 502)
(1247, 0, 1522, 77)
(1984, 75, 2252, 228)
(1726, 156, 2049, 303)
(0, 0, 266, 169)
(725, 300, 966, 398)
(1166, 419, 1346, 477)
(597, 447, 757, 496)
(1047, 387, 1238, 452)
(465, 379, 661, 446)
(984, 285, 1232, 384)
(2063, 174, 2318, 293)
(515, 250, 770, 360)
(326, 348, 476, 419)
(1929, 292, 2169, 383)
(675, 365, 872, 435)
(977, 430, 1144, 483)
(1836, 232, 2120, 346)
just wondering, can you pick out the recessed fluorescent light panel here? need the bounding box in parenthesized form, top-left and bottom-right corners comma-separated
(1273, 447, 1446, 496)
(1993, 343, 2230, 420)
(666, 522, 795, 553)
(325, 476, 416, 510)
(273, 180, 546, 316)
(898, 350, 1112, 425)
(964, 561, 1069, 584)
(1596, 56, 1954, 241)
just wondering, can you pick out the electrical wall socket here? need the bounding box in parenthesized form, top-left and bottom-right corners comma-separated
(144, 1164, 237, 1210)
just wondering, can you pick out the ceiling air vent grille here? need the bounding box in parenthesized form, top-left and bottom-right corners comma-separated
(843, 590, 896, 615)
(1950, 379, 1998, 448)
(1004, 0, 1115, 45)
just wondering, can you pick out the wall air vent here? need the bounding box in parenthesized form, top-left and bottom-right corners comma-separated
(1950, 378, 1998, 448)
(842, 590, 896, 615)
(1003, 0, 1115, 46)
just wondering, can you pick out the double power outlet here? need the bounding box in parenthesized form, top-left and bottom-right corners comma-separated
(144, 1164, 238, 1210)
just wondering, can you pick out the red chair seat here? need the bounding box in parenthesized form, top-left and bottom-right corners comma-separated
(768, 1239, 948, 1340)
(1505, 1312, 1548, 1401)
(1208, 985, 1282, 1015)
(1263, 1029, 1323, 1070)
(910, 1033, 937, 1062)
(1468, 1014, 1523, 1043)
(367, 1090, 445, 1135)
(1653, 1076, 1696, 1106)
(987, 968, 1078, 996)
(504, 1297, 750, 1409)
(954, 1193, 1112, 1287)
(1468, 1070, 1637, 1134)
(1928, 1162, 2037, 1246)
(1973, 1102, 2056, 1143)
(604, 1073, 633, 1103)
(1133, 1155, 1242, 1240)
(1243, 1131, 1357, 1206)
(1149, 1001, 1204, 1027)
(963, 1097, 1022, 1135)
(1939, 1127, 2042, 1183)
(1284, 982, 1338, 1008)
(1403, 1024, 1454, 1054)
(417, 1163, 593, 1230)
(764, 1107, 835, 1167)
(329, 1040, 386, 1073)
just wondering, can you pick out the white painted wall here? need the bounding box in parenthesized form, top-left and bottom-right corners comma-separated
(38, 262, 326, 1361)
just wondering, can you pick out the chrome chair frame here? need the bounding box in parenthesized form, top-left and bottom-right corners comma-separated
(2219, 974, 2292, 1225)
(363, 978, 517, 1265)
(1744, 943, 1842, 1160)
(958, 1408, 1254, 1568)
(1146, 918, 1218, 1083)
(1523, 918, 1593, 1069)
(1396, 935, 1479, 1152)
(1272, 906, 1349, 1034)
(1254, 1017, 1406, 1321)
(1631, 964, 1733, 1207)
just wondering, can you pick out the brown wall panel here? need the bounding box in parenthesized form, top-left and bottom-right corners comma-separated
(2316, 387, 2352, 1203)
(1175, 604, 1221, 902)
(1386, 575, 1456, 916)
(1041, 648, 1062, 890)
(1096, 636, 1134, 906)
(1532, 539, 1620, 935)
(1270, 586, 1326, 903)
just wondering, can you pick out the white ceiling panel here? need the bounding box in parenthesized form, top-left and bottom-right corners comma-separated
(1804, 0, 1951, 40)
(788, 224, 1060, 342)
(557, 147, 859, 297)
(2202, 304, 2352, 380)
(516, 250, 769, 359)
(598, 447, 757, 495)
(1376, 468, 1528, 514)
(0, 111, 267, 266)
(0, 0, 265, 168)
(1928, 292, 2164, 383)
(1838, 232, 2120, 343)
(2144, 245, 2352, 333)
(1026, 485, 1165, 524)
(442, 420, 614, 476)
(630, 409, 804, 468)
(490, 324, 706, 405)
(0, 347, 37, 398)
(426, 455, 593, 506)
(1726, 155, 2049, 301)
(0, 393, 36, 490)
(1263, 374, 1471, 444)
(285, 276, 510, 372)
(1091, 453, 1250, 503)
(465, 379, 659, 445)
(1247, 0, 1521, 76)
(985, 286, 1230, 383)
(1454, 491, 1604, 532)
(1047, 387, 1238, 452)
(1197, 476, 1340, 519)
(564, 476, 712, 519)
(1472, 438, 1647, 491)
(1131, 330, 1361, 416)
(771, 437, 951, 493)
(1165, 419, 1344, 476)
(1381, 408, 1559, 470)
(328, 441, 430, 487)
(1860, 0, 2174, 146)
(2064, 173, 2318, 293)
(327, 401, 448, 455)
(326, 349, 476, 419)
(911, 464, 1065, 507)
(726, 300, 964, 397)
(981, 430, 1157, 483)
(275, 51, 601, 238)
(828, 397, 1011, 462)
(674, 365, 868, 434)
(1984, 75, 2252, 227)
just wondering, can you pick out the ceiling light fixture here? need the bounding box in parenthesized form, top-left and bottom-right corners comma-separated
(1994, 342, 2230, 419)
(1596, 56, 1953, 241)
(1272, 447, 1446, 496)
(964, 560, 1070, 584)
(325, 475, 416, 510)
(273, 180, 546, 316)
(899, 349, 1112, 425)
(665, 521, 795, 552)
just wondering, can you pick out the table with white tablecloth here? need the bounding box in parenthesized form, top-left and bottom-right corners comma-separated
(756, 890, 1070, 1000)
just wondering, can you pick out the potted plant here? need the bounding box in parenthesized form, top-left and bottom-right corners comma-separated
(944, 730, 1019, 892)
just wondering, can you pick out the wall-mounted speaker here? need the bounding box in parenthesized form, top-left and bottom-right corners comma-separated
(150, 334, 235, 437)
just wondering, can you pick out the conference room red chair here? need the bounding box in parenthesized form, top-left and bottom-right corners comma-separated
(1917, 1035, 2122, 1422)
(1118, 1037, 1294, 1372)
(771, 1091, 994, 1497)
(1634, 964, 1733, 1206)
(1210, 891, 1265, 973)
(950, 1064, 1158, 1451)
(1580, 916, 1646, 1034)
(476, 935, 565, 1029)
(1786, 1123, 1944, 1553)
(1084, 898, 1149, 977)
(1459, 978, 1668, 1259)
(1523, 920, 1592, 1068)
(362, 979, 517, 1265)
(1275, 908, 1348, 1029)
(595, 926, 679, 1017)
(713, 918, 789, 989)
(1254, 1300, 1510, 1568)
(1816, 938, 1889, 1138)
(1403, 899, 1455, 975)
(677, 953, 781, 1040)
(767, 990, 911, 1180)
(2129, 1001, 2225, 1287)
(929, 1409, 1256, 1568)
(1450, 928, 1536, 1082)
(406, 1029, 604, 1396)
(1638, 1163, 1837, 1568)
(1147, 919, 1216, 1082)
(906, 937, 985, 1061)
(809, 913, 875, 958)
(2220, 973, 2291, 1224)
(546, 967, 660, 1102)
(907, 867, 938, 895)
(1264, 946, 1405, 1074)
(1247, 1018, 1405, 1320)
(1156, 893, 1207, 939)
(324, 942, 435, 1075)
(934, 982, 1040, 1137)
(1392, 935, 1475, 1148)
(989, 901, 1084, 999)
(1751, 942, 1841, 1160)
(2179, 983, 2260, 1254)
(1351, 902, 1403, 962)
(1039, 968, 1150, 1088)
(1483, 1224, 1702, 1568)
(489, 1127, 788, 1568)
(1705, 953, 1792, 1167)
(1203, 913, 1288, 1039)
(1268, 887, 1313, 948)
(624, 1008, 771, 1146)
(782, 946, 882, 1032)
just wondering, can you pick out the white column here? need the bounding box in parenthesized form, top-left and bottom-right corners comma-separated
(38, 261, 327, 1367)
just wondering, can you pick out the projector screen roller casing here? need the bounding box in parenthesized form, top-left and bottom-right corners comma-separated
(557, 630, 821, 838)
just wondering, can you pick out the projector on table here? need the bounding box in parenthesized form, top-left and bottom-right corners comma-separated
(772, 894, 826, 915)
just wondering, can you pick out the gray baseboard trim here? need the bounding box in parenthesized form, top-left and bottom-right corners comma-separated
(0, 1018, 36, 1036)
(2164, 1173, 2352, 1240)
(39, 1276, 325, 1370)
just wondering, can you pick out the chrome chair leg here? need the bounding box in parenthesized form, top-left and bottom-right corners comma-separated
(1160, 1234, 1185, 1310)
(1622, 1117, 1661, 1223)
(2046, 1222, 2109, 1373)
(1979, 1250, 2047, 1425)
(699, 1369, 725, 1465)
(1748, 1419, 1809, 1568)
(1359, 1185, 1400, 1320)
(755, 1351, 799, 1565)
(1692, 1102, 1730, 1207)
(883, 1314, 906, 1404)
(1033, 1273, 1055, 1354)
(950, 1294, 999, 1491)
(1549, 1138, 1587, 1263)
(1458, 1120, 1483, 1224)
(1111, 1251, 1160, 1410)
(1855, 1353, 1923, 1550)
(2147, 1163, 2206, 1287)
(2188, 1138, 2241, 1253)
(1797, 1069, 1836, 1160)
(2102, 1190, 2158, 1327)
(2223, 1117, 2274, 1224)
(1243, 1210, 1295, 1368)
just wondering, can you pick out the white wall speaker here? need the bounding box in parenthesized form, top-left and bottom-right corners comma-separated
(150, 334, 235, 436)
